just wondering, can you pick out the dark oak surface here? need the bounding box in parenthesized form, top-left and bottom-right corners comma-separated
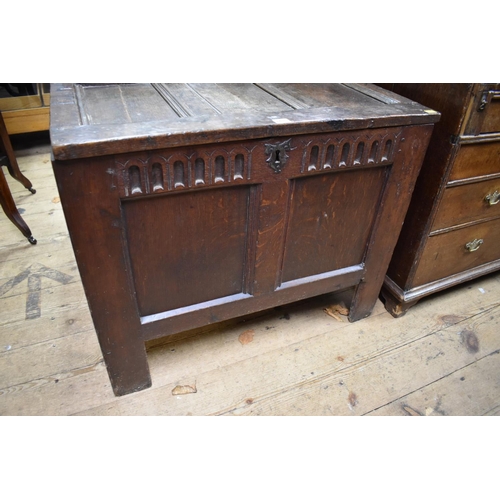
(380, 83, 500, 317)
(50, 83, 438, 395)
(124, 185, 251, 315)
(50, 83, 438, 160)
(280, 167, 387, 283)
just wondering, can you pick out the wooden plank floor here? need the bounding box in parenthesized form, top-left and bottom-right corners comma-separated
(1, 135, 500, 416)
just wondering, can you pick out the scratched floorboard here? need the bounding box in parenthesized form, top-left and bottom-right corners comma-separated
(1, 137, 500, 416)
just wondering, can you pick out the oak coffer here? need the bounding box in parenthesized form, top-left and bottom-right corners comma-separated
(378, 84, 500, 317)
(49, 83, 439, 396)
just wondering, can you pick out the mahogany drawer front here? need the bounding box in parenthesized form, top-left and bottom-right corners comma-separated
(431, 178, 500, 231)
(481, 94, 500, 134)
(464, 83, 500, 135)
(413, 217, 500, 287)
(465, 88, 500, 135)
(449, 140, 500, 181)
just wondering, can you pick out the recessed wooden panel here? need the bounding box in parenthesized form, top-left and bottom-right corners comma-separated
(281, 167, 388, 283)
(123, 186, 252, 316)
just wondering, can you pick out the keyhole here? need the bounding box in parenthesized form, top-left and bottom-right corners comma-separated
(275, 149, 281, 165)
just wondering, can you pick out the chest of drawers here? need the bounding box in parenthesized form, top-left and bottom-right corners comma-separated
(50, 83, 437, 395)
(379, 84, 500, 317)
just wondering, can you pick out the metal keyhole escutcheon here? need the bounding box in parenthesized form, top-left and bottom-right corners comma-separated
(265, 139, 293, 173)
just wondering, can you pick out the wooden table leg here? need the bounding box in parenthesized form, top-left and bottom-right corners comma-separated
(0, 166, 36, 244)
(349, 124, 433, 322)
(0, 112, 36, 193)
(53, 157, 151, 396)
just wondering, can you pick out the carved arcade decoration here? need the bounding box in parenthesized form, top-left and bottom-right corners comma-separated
(115, 129, 403, 199)
(116, 145, 257, 198)
(297, 129, 402, 174)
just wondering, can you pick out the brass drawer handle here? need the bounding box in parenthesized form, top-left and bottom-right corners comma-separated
(478, 91, 489, 111)
(485, 190, 500, 206)
(465, 238, 484, 252)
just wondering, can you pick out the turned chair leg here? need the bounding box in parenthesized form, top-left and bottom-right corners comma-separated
(0, 112, 36, 194)
(0, 113, 37, 245)
(0, 166, 37, 244)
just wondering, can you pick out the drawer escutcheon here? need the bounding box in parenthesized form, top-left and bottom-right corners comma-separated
(485, 190, 500, 206)
(465, 238, 484, 252)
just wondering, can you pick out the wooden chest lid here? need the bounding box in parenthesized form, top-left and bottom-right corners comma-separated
(49, 83, 440, 160)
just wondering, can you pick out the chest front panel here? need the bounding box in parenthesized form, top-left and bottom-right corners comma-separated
(114, 127, 401, 323)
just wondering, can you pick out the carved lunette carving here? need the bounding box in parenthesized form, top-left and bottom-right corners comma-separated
(115, 129, 403, 198)
(116, 145, 257, 198)
(298, 129, 402, 174)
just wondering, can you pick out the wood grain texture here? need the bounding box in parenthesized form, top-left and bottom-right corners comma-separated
(413, 217, 500, 287)
(124, 186, 252, 315)
(50, 84, 439, 395)
(431, 177, 500, 231)
(73, 279, 500, 417)
(349, 124, 434, 321)
(50, 83, 439, 161)
(449, 141, 500, 181)
(481, 97, 500, 134)
(2, 148, 500, 415)
(463, 84, 500, 136)
(380, 84, 474, 290)
(381, 83, 500, 316)
(53, 156, 152, 396)
(281, 167, 387, 282)
(2, 108, 50, 134)
(367, 306, 500, 416)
